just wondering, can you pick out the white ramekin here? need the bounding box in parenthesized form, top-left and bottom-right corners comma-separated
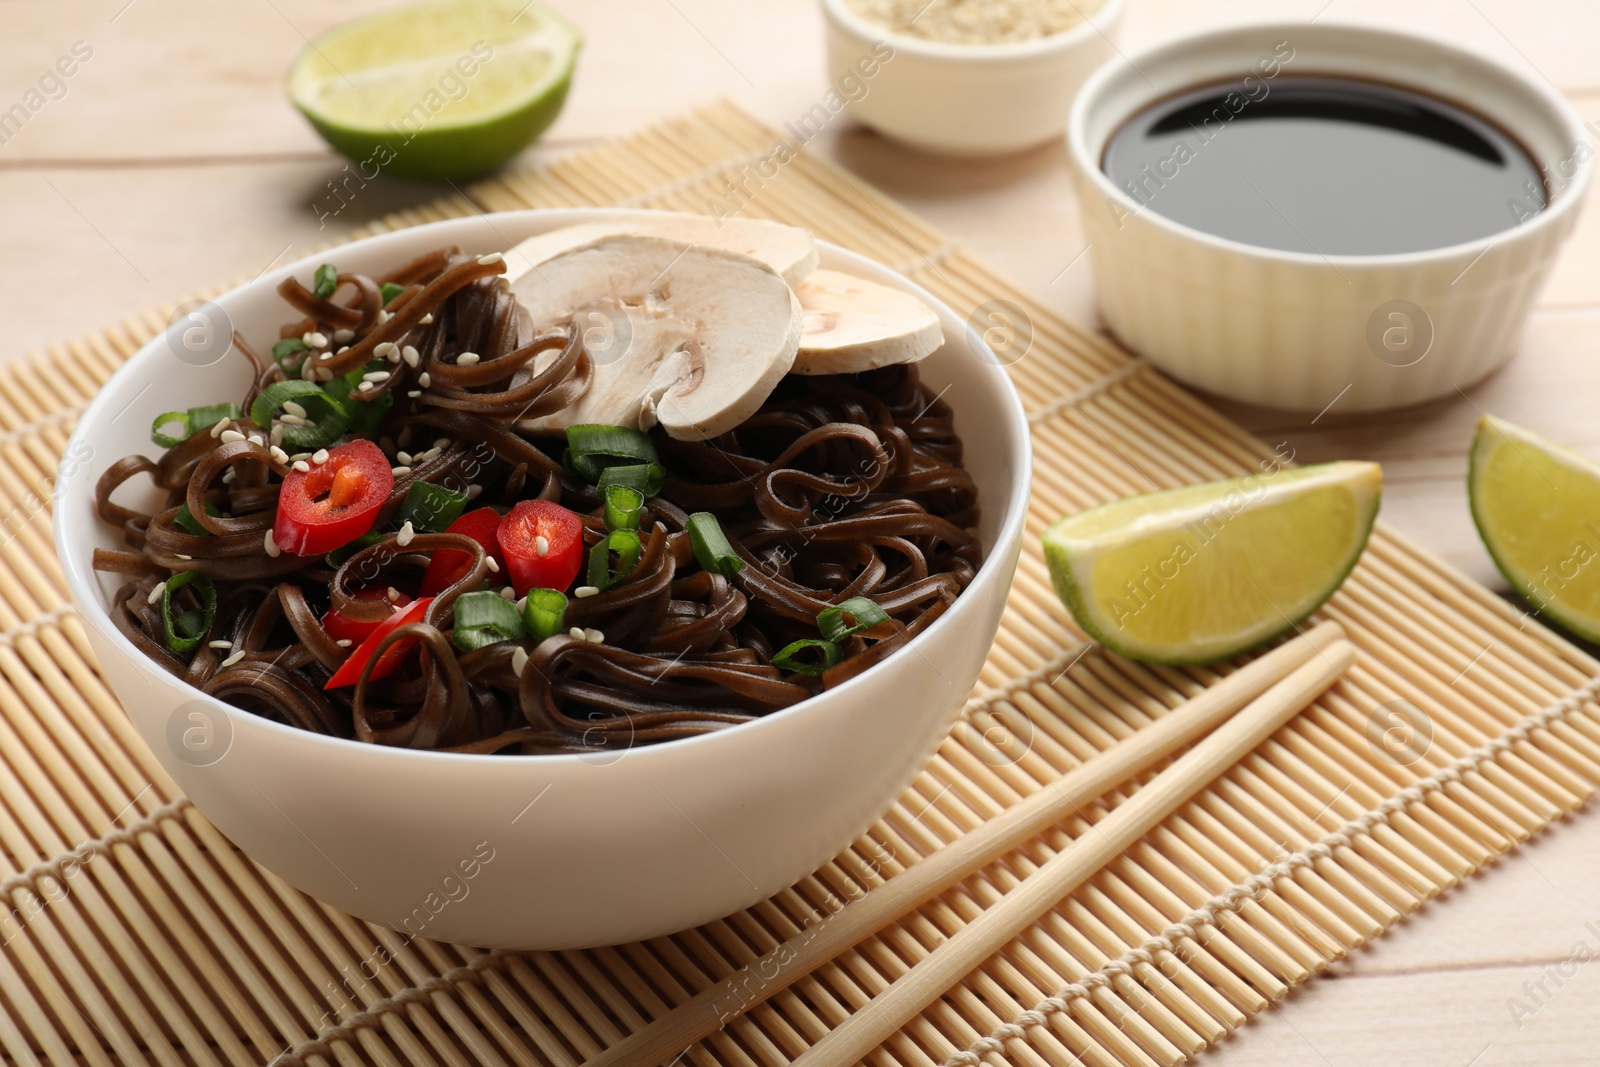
(821, 0, 1125, 156)
(1067, 22, 1590, 412)
(55, 209, 1031, 950)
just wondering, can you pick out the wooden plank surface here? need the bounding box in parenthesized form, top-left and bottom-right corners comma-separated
(5, 1, 1598, 1063)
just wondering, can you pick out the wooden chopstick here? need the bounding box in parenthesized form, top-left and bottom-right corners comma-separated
(790, 636, 1358, 1067)
(584, 620, 1351, 1067)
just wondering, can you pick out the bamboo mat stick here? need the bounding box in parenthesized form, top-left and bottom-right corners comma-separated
(584, 622, 1348, 1067)
(790, 639, 1356, 1067)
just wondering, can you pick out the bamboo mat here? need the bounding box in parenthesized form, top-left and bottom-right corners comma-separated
(2, 100, 1598, 1067)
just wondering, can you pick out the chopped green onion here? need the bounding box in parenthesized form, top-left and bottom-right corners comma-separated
(151, 411, 191, 448)
(174, 501, 220, 537)
(324, 531, 387, 568)
(187, 402, 240, 433)
(603, 485, 645, 532)
(686, 512, 743, 578)
(587, 529, 642, 590)
(597, 462, 666, 498)
(249, 380, 351, 450)
(271, 337, 309, 374)
(395, 483, 468, 534)
(322, 361, 393, 435)
(451, 590, 527, 652)
(312, 263, 339, 300)
(379, 282, 406, 306)
(818, 597, 891, 643)
(565, 424, 660, 482)
(772, 638, 841, 677)
(160, 571, 217, 654)
(522, 588, 568, 641)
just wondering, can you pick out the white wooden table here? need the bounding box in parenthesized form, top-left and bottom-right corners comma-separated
(5, 1, 1599, 1062)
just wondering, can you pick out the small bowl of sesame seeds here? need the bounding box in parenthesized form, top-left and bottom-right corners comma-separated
(820, 0, 1124, 156)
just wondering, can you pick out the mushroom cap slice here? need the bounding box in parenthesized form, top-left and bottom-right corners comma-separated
(792, 269, 945, 375)
(510, 234, 801, 442)
(504, 214, 819, 287)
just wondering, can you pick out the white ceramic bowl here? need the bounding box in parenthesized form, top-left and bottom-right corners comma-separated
(1068, 22, 1590, 412)
(821, 0, 1124, 156)
(55, 209, 1031, 950)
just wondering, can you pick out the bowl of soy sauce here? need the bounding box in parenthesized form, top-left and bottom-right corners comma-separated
(1066, 22, 1589, 412)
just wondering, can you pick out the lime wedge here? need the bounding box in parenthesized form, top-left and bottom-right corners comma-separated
(287, 0, 580, 181)
(1469, 414, 1600, 640)
(1043, 461, 1382, 664)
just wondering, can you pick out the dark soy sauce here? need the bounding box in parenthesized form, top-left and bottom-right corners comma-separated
(1102, 75, 1545, 256)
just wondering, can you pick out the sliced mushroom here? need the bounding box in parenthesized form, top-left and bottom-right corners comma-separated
(510, 234, 800, 441)
(504, 214, 818, 287)
(791, 269, 945, 375)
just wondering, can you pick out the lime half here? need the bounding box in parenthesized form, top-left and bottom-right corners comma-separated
(288, 0, 580, 181)
(1043, 461, 1382, 664)
(1470, 414, 1600, 641)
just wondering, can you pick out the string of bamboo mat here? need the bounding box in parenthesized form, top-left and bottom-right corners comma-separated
(0, 99, 1587, 1067)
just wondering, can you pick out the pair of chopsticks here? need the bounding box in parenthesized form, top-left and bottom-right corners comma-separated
(588, 620, 1355, 1067)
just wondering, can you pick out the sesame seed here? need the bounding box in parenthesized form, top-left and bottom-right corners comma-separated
(417, 447, 442, 462)
(208, 640, 232, 650)
(222, 469, 236, 484)
(406, 390, 422, 398)
(485, 557, 500, 573)
(175, 553, 193, 561)
(585, 629, 605, 644)
(534, 535, 549, 558)
(387, 586, 402, 601)
(249, 433, 266, 448)
(336, 638, 353, 648)
(420, 313, 434, 325)
(289, 452, 311, 462)
(303, 331, 328, 348)
(417, 372, 431, 388)
(569, 626, 585, 640)
(374, 342, 398, 359)
(209, 418, 231, 439)
(511, 647, 529, 677)
(292, 460, 310, 473)
(269, 424, 285, 446)
(377, 309, 393, 325)
(456, 352, 480, 366)
(279, 413, 307, 427)
(363, 370, 391, 382)
(263, 530, 280, 557)
(332, 328, 354, 343)
(574, 585, 600, 598)
(335, 346, 350, 355)
(358, 381, 377, 392)
(269, 445, 289, 464)
(465, 485, 482, 499)
(283, 400, 308, 418)
(500, 586, 516, 600)
(396, 451, 413, 465)
(300, 360, 317, 381)
(402, 345, 420, 367)
(221, 650, 246, 668)
(147, 581, 167, 605)
(396, 521, 415, 547)
(432, 437, 449, 450)
(220, 429, 246, 444)
(312, 449, 329, 464)
(397, 428, 413, 447)
(316, 367, 335, 381)
(477, 252, 505, 266)
(391, 465, 411, 476)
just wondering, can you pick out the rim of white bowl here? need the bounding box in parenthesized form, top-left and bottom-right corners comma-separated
(1066, 19, 1591, 267)
(820, 0, 1125, 61)
(57, 208, 1034, 770)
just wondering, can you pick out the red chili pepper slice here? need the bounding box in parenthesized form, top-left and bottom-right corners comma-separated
(325, 595, 433, 689)
(321, 587, 412, 645)
(419, 507, 507, 596)
(498, 499, 584, 596)
(273, 440, 393, 556)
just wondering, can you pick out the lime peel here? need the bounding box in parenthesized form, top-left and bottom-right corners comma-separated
(1043, 460, 1382, 664)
